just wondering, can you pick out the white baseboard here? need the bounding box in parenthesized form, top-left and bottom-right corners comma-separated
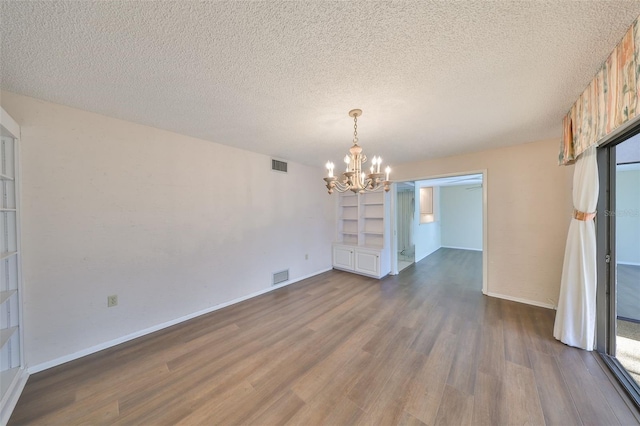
(617, 261, 640, 266)
(415, 246, 439, 263)
(0, 367, 28, 425)
(28, 268, 332, 374)
(441, 245, 482, 252)
(485, 291, 556, 310)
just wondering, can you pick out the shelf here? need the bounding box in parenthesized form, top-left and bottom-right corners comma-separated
(0, 290, 16, 304)
(341, 232, 358, 236)
(0, 251, 17, 261)
(0, 208, 16, 212)
(363, 216, 383, 219)
(0, 367, 20, 400)
(340, 204, 358, 208)
(362, 202, 383, 206)
(0, 326, 18, 349)
(341, 218, 358, 221)
(334, 242, 358, 247)
(363, 231, 384, 235)
(360, 244, 384, 250)
(0, 173, 14, 181)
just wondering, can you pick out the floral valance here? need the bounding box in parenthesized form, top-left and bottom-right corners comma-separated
(560, 16, 640, 165)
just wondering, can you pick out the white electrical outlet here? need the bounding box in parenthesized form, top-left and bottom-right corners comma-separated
(107, 295, 118, 307)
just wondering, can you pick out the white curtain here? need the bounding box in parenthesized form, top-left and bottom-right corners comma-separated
(554, 146, 599, 351)
(397, 190, 414, 253)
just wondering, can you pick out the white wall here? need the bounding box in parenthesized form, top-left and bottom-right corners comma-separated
(1, 91, 335, 370)
(440, 185, 482, 251)
(394, 138, 574, 308)
(616, 169, 640, 265)
(414, 185, 441, 262)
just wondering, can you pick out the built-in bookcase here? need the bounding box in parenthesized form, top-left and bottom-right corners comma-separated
(333, 190, 390, 278)
(338, 193, 359, 246)
(0, 108, 26, 424)
(360, 191, 385, 248)
(337, 191, 389, 248)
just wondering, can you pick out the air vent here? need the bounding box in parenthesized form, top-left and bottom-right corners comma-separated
(272, 269, 289, 286)
(271, 159, 288, 173)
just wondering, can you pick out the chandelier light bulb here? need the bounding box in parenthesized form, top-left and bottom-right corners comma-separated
(385, 166, 391, 181)
(326, 161, 334, 177)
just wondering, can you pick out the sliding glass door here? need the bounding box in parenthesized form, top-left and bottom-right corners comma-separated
(597, 130, 640, 407)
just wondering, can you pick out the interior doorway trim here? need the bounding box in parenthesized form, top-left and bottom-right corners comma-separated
(390, 169, 488, 296)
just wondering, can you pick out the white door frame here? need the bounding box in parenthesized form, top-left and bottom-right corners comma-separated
(390, 169, 488, 296)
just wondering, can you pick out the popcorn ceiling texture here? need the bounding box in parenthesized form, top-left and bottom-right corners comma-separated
(2, 1, 640, 166)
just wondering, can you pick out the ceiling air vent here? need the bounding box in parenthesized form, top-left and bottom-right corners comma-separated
(272, 269, 289, 286)
(271, 159, 288, 173)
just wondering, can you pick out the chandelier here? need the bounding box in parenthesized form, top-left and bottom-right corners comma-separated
(323, 109, 390, 194)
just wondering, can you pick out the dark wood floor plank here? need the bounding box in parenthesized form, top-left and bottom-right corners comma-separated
(286, 350, 370, 425)
(446, 320, 480, 395)
(471, 370, 504, 425)
(502, 361, 545, 426)
(9, 248, 638, 425)
(290, 323, 378, 402)
(556, 348, 620, 425)
(359, 347, 426, 424)
(593, 373, 640, 426)
(476, 305, 506, 380)
(529, 349, 582, 425)
(433, 384, 474, 426)
(346, 326, 415, 411)
(502, 300, 532, 368)
(403, 331, 459, 425)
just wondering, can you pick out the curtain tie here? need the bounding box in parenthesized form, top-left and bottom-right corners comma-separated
(574, 209, 596, 221)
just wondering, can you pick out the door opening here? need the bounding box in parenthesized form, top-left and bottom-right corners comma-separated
(597, 129, 640, 408)
(390, 171, 487, 295)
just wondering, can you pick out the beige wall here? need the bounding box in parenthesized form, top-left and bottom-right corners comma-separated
(394, 139, 574, 308)
(1, 91, 335, 370)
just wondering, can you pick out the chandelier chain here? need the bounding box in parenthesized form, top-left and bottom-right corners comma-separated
(353, 115, 358, 143)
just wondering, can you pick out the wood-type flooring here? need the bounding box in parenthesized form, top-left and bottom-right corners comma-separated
(9, 248, 639, 425)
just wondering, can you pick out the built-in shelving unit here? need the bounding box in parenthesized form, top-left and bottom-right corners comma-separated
(333, 190, 391, 278)
(338, 193, 359, 245)
(0, 108, 26, 424)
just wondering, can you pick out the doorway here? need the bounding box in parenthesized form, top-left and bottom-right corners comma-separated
(391, 171, 487, 295)
(597, 130, 640, 407)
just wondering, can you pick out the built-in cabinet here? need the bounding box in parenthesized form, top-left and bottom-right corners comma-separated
(0, 108, 26, 424)
(333, 191, 390, 278)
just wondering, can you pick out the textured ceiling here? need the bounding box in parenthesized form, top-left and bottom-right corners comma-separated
(2, 1, 640, 168)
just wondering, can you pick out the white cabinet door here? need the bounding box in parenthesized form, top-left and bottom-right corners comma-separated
(354, 249, 380, 277)
(333, 245, 354, 271)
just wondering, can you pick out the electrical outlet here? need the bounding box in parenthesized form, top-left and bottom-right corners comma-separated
(107, 295, 118, 307)
(305, 253, 309, 260)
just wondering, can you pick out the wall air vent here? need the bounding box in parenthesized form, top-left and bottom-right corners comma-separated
(272, 269, 289, 286)
(271, 159, 288, 173)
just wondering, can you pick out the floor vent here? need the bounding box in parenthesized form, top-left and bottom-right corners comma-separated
(271, 159, 288, 173)
(272, 269, 289, 286)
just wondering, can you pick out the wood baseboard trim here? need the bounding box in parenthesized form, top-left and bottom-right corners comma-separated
(28, 268, 332, 375)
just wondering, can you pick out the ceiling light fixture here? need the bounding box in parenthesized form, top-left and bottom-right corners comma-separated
(323, 109, 391, 194)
